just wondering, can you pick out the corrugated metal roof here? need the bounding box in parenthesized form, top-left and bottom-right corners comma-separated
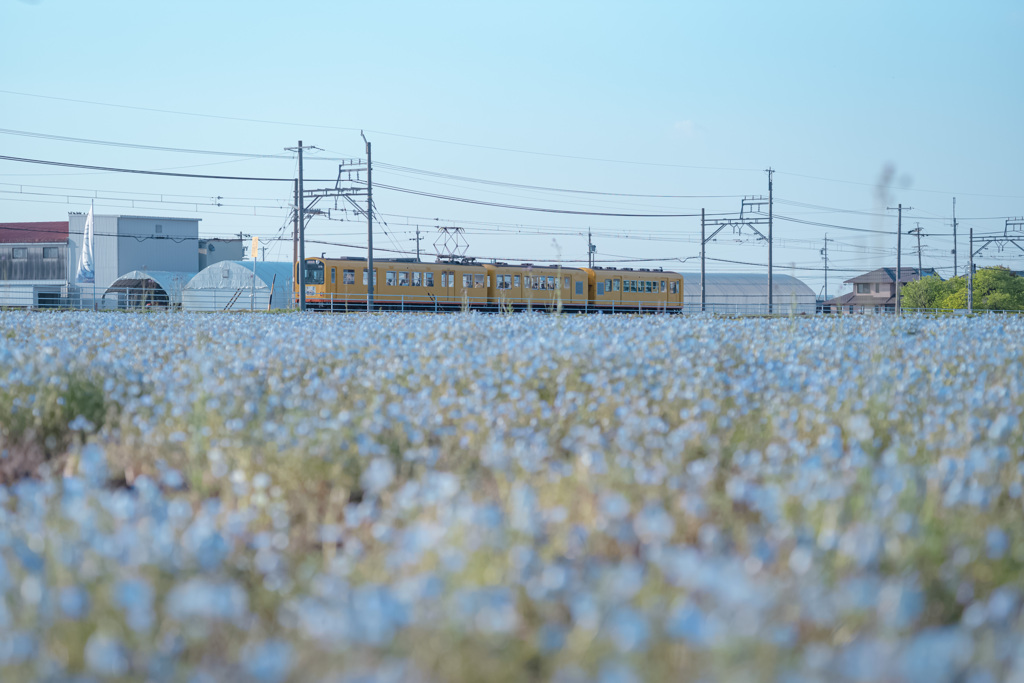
(0, 222, 69, 244)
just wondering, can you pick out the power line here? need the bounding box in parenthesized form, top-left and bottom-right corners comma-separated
(374, 161, 744, 199)
(0, 89, 762, 172)
(0, 154, 293, 182)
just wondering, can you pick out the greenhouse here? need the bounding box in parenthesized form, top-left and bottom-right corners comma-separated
(182, 261, 293, 311)
(103, 270, 196, 309)
(678, 272, 816, 315)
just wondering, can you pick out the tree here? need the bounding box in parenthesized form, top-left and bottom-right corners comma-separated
(900, 267, 1024, 311)
(901, 275, 948, 310)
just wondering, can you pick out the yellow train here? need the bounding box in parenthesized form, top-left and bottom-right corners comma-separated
(297, 257, 683, 312)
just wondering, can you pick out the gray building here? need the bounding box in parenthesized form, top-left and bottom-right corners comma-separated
(68, 213, 201, 307)
(198, 238, 244, 270)
(0, 222, 72, 307)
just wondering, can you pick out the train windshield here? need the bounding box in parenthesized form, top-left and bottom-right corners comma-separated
(303, 260, 325, 285)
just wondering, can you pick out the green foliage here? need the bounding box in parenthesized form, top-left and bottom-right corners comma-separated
(900, 267, 1024, 311)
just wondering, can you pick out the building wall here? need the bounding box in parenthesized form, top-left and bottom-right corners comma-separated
(68, 213, 120, 298)
(117, 217, 199, 274)
(69, 214, 199, 307)
(0, 243, 68, 281)
(198, 238, 244, 270)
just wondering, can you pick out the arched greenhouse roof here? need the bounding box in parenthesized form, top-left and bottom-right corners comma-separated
(104, 270, 196, 307)
(677, 272, 816, 315)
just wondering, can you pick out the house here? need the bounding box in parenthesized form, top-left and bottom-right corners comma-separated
(823, 267, 938, 314)
(0, 221, 72, 307)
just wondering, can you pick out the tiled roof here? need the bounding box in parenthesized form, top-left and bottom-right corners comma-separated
(823, 292, 895, 307)
(844, 267, 937, 285)
(0, 222, 69, 244)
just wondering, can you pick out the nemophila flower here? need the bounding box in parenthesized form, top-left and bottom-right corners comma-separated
(1, 312, 1024, 679)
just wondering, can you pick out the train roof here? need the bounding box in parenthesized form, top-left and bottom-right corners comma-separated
(589, 266, 680, 275)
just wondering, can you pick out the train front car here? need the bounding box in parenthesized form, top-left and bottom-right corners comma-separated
(583, 267, 683, 313)
(295, 257, 329, 308)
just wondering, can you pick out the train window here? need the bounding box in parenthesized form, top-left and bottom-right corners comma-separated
(343, 269, 355, 285)
(661, 280, 666, 292)
(425, 272, 434, 287)
(386, 271, 397, 286)
(362, 269, 377, 286)
(546, 276, 555, 289)
(463, 274, 472, 288)
(605, 279, 612, 292)
(303, 261, 324, 285)
(513, 275, 520, 287)
(486, 275, 491, 288)
(564, 276, 570, 289)
(412, 272, 422, 286)
(398, 272, 410, 286)
(597, 283, 604, 295)
(613, 279, 620, 292)
(475, 274, 485, 289)
(576, 281, 584, 296)
(670, 281, 678, 294)
(331, 268, 336, 284)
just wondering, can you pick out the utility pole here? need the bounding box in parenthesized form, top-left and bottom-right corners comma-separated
(766, 168, 774, 315)
(952, 197, 958, 277)
(821, 234, 833, 301)
(587, 227, 593, 268)
(910, 223, 924, 279)
(887, 204, 912, 315)
(285, 141, 310, 311)
(361, 132, 374, 312)
(410, 226, 422, 261)
(700, 209, 706, 313)
(968, 226, 974, 312)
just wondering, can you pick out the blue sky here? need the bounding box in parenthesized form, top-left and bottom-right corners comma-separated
(2, 0, 1022, 296)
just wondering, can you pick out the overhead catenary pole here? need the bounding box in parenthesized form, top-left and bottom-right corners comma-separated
(700, 209, 706, 313)
(284, 142, 308, 311)
(362, 132, 374, 312)
(821, 234, 832, 301)
(292, 179, 298, 282)
(887, 203, 911, 315)
(766, 168, 774, 315)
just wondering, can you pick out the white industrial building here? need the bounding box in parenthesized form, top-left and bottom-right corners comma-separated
(679, 272, 816, 315)
(68, 213, 201, 308)
(182, 261, 293, 311)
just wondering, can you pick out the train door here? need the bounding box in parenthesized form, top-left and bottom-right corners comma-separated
(441, 269, 455, 304)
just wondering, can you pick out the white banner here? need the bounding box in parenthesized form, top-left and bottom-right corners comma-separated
(75, 206, 96, 284)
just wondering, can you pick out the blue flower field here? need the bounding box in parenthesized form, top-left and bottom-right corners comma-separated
(0, 311, 1022, 682)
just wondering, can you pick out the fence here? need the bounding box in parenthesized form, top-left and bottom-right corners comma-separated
(8, 284, 1017, 315)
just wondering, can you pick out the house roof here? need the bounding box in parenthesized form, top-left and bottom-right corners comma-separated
(0, 222, 69, 244)
(844, 267, 938, 285)
(823, 292, 896, 307)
